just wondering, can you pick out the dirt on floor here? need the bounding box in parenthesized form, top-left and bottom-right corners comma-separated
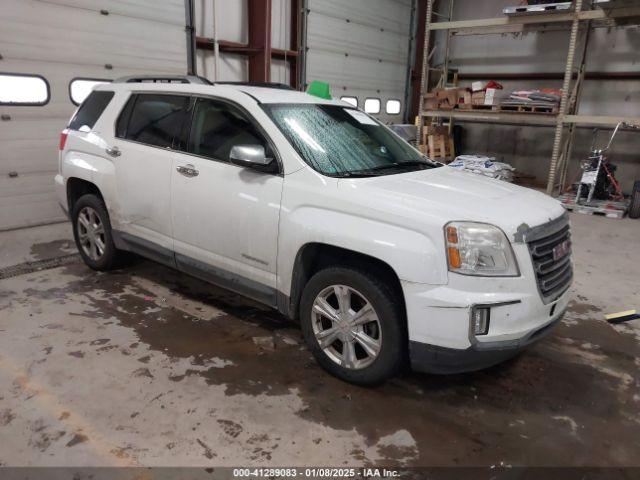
(0, 214, 639, 467)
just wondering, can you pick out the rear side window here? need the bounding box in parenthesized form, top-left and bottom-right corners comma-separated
(119, 94, 189, 149)
(188, 98, 266, 161)
(68, 90, 115, 131)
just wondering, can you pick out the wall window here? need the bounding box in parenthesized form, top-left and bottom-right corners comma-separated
(70, 78, 111, 105)
(68, 91, 115, 131)
(119, 94, 190, 149)
(0, 73, 50, 106)
(364, 98, 381, 114)
(340, 96, 358, 108)
(386, 99, 401, 115)
(189, 98, 266, 161)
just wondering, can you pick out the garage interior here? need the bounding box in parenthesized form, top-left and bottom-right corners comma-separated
(1, 0, 639, 473)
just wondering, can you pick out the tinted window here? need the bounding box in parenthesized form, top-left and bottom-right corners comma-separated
(68, 90, 114, 131)
(0, 73, 50, 106)
(116, 95, 137, 138)
(188, 98, 265, 161)
(124, 94, 189, 148)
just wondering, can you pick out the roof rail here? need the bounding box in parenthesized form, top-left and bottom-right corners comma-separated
(114, 75, 212, 85)
(213, 81, 295, 91)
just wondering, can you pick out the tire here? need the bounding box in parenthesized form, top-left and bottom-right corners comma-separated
(71, 194, 123, 271)
(629, 181, 640, 219)
(300, 266, 405, 386)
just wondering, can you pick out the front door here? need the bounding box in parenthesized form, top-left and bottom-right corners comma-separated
(171, 97, 283, 306)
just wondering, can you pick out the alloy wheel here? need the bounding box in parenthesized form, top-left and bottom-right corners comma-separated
(76, 206, 106, 261)
(311, 285, 382, 370)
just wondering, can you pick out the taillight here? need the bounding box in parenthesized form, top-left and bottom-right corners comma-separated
(59, 131, 68, 151)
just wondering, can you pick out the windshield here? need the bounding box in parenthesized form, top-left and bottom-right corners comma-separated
(264, 104, 439, 177)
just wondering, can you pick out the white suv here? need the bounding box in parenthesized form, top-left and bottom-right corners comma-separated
(55, 75, 573, 385)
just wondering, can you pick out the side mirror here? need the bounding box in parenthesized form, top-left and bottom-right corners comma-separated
(229, 145, 277, 173)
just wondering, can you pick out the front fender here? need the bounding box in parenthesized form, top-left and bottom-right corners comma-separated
(277, 206, 447, 296)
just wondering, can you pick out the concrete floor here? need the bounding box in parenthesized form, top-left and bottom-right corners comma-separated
(0, 213, 638, 467)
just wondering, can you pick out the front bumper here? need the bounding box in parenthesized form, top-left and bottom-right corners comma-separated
(409, 306, 565, 374)
(403, 240, 572, 374)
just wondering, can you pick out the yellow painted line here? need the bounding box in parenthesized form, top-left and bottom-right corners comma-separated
(0, 354, 136, 466)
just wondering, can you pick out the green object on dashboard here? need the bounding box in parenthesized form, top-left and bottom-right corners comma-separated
(307, 80, 332, 100)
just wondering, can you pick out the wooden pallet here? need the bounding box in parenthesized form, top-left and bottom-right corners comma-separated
(459, 104, 498, 111)
(427, 134, 454, 160)
(558, 194, 627, 219)
(498, 104, 558, 114)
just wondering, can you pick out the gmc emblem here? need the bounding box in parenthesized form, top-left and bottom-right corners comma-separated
(553, 240, 571, 261)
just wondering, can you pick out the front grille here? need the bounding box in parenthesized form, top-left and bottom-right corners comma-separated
(527, 218, 573, 304)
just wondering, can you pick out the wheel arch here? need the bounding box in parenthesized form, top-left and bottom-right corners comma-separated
(283, 242, 406, 323)
(66, 177, 104, 213)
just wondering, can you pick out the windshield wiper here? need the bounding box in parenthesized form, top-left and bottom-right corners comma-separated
(334, 159, 437, 178)
(358, 160, 433, 173)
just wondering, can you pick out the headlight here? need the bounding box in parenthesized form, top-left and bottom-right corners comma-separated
(444, 222, 519, 276)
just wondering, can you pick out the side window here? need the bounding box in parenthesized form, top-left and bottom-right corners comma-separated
(188, 98, 266, 161)
(116, 95, 136, 138)
(123, 94, 189, 149)
(68, 90, 115, 131)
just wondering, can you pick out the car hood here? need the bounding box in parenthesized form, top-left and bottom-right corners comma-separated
(337, 166, 566, 239)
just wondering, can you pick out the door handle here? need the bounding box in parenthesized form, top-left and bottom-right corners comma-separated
(176, 164, 199, 177)
(105, 146, 121, 157)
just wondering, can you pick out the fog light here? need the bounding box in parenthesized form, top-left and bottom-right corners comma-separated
(472, 307, 490, 335)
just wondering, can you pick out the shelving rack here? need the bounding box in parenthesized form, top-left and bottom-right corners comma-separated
(417, 0, 640, 194)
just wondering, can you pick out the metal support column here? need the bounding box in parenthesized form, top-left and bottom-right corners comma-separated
(248, 0, 272, 83)
(416, 0, 434, 144)
(184, 0, 197, 75)
(546, 0, 583, 194)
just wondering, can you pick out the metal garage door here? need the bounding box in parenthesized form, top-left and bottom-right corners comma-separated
(306, 0, 412, 123)
(0, 0, 187, 230)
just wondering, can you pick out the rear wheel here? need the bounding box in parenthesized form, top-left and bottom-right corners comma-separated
(71, 194, 123, 270)
(629, 180, 640, 219)
(300, 267, 405, 385)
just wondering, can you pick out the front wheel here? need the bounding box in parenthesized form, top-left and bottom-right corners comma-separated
(300, 267, 405, 385)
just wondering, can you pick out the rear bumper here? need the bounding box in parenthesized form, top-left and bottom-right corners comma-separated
(409, 309, 564, 374)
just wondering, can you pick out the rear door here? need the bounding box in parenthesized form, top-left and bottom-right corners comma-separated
(111, 93, 190, 258)
(170, 96, 284, 305)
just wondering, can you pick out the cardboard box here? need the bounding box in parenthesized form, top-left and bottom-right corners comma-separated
(435, 89, 457, 110)
(471, 81, 487, 92)
(423, 92, 438, 110)
(484, 87, 498, 106)
(434, 87, 470, 110)
(471, 90, 485, 105)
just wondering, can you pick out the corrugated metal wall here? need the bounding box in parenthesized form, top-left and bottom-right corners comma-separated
(307, 0, 413, 123)
(194, 0, 292, 83)
(1, 0, 416, 230)
(195, 0, 414, 122)
(0, 0, 187, 230)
